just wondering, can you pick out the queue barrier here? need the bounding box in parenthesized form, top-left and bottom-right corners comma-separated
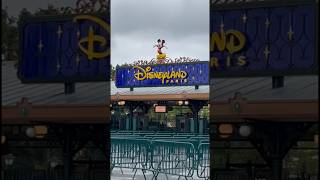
(111, 132, 210, 179)
(151, 141, 195, 179)
(111, 138, 151, 179)
(197, 143, 210, 180)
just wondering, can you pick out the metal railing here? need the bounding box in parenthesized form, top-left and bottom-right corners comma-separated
(110, 131, 210, 179)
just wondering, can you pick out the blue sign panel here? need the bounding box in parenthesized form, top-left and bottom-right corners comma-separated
(210, 1, 318, 77)
(18, 14, 110, 82)
(115, 62, 209, 88)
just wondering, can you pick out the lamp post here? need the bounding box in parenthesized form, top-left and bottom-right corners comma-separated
(133, 107, 143, 131)
(124, 107, 131, 130)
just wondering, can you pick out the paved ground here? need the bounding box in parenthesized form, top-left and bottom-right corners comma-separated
(111, 168, 206, 180)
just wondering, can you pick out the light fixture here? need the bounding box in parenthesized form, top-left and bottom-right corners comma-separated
(26, 127, 35, 138)
(239, 125, 252, 137)
(184, 100, 189, 105)
(117, 101, 125, 106)
(1, 135, 5, 144)
(178, 100, 184, 106)
(111, 110, 115, 115)
(4, 154, 15, 166)
(34, 126, 48, 138)
(218, 124, 233, 138)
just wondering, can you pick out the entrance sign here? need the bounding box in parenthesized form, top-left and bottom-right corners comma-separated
(210, 1, 318, 77)
(115, 62, 209, 88)
(18, 13, 110, 82)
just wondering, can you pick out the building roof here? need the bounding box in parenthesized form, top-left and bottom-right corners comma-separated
(2, 61, 318, 106)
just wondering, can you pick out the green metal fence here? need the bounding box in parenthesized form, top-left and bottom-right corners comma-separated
(111, 131, 210, 179)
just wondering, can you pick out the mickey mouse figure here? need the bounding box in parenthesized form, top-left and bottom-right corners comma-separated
(154, 39, 167, 63)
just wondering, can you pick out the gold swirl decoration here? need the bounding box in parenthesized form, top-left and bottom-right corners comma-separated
(73, 15, 110, 60)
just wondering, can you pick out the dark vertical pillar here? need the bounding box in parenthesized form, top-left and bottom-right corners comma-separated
(64, 83, 75, 94)
(189, 101, 205, 133)
(272, 76, 284, 88)
(271, 158, 282, 180)
(63, 127, 72, 180)
(106, 124, 111, 180)
(129, 104, 134, 130)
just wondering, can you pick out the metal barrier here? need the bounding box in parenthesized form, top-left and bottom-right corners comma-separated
(151, 141, 195, 180)
(197, 143, 210, 180)
(111, 138, 151, 179)
(111, 132, 210, 179)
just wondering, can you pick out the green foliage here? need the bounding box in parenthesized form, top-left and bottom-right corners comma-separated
(2, 8, 18, 60)
(111, 64, 116, 80)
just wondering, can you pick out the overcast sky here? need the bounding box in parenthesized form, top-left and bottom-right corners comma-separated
(3, 0, 209, 65)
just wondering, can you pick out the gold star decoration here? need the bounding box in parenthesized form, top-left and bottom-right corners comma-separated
(265, 18, 271, 28)
(56, 62, 61, 70)
(76, 54, 80, 64)
(263, 45, 271, 61)
(57, 26, 63, 39)
(220, 20, 224, 31)
(287, 26, 294, 41)
(38, 40, 44, 52)
(242, 13, 247, 24)
(77, 29, 81, 38)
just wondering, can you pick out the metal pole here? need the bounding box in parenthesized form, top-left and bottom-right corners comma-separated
(63, 128, 72, 180)
(271, 158, 282, 180)
(64, 83, 75, 94)
(272, 76, 284, 88)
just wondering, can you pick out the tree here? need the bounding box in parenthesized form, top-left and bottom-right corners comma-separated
(111, 64, 116, 80)
(17, 8, 32, 28)
(2, 8, 18, 61)
(34, 4, 60, 16)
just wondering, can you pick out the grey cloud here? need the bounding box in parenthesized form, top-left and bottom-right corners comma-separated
(111, 0, 209, 65)
(111, 0, 209, 36)
(111, 33, 208, 65)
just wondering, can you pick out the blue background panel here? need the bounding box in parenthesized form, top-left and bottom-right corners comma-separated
(210, 2, 318, 77)
(115, 62, 209, 88)
(18, 14, 110, 83)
